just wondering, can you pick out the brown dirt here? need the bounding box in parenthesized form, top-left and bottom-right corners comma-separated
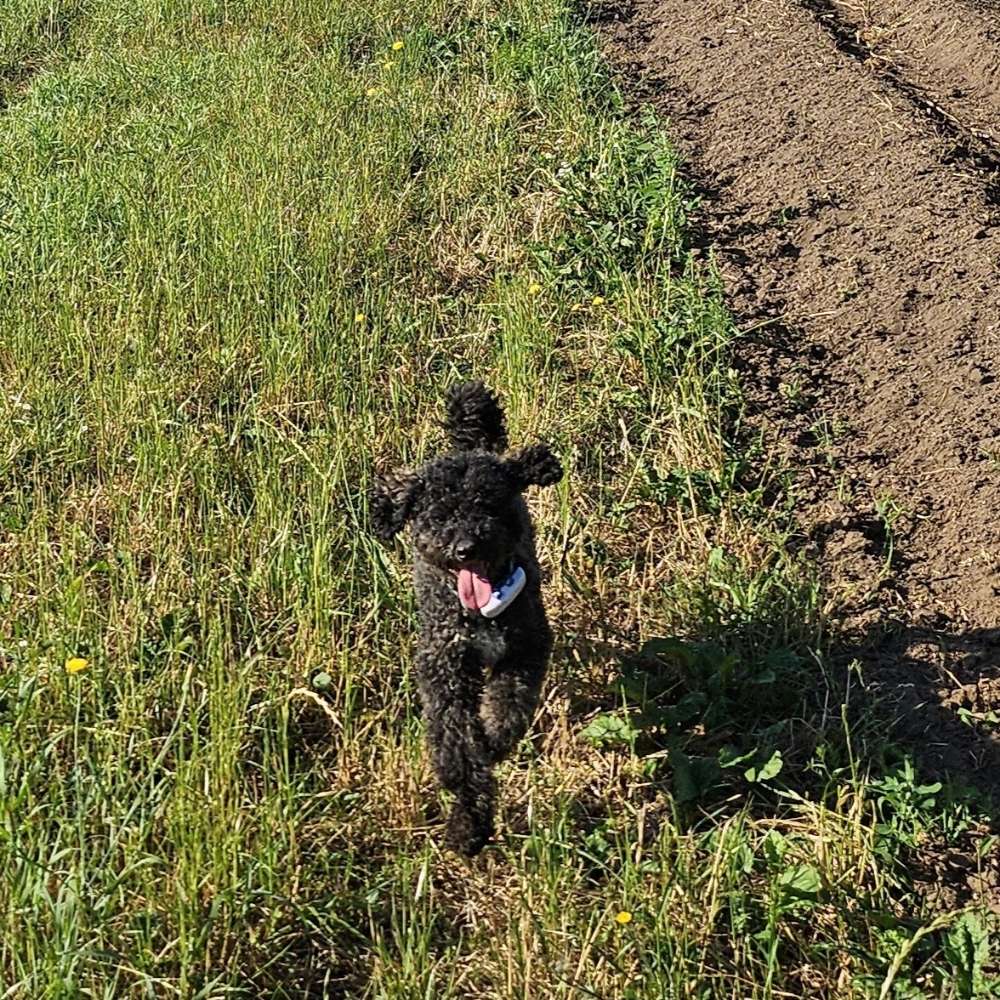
(595, 0, 1000, 790)
(829, 0, 1000, 140)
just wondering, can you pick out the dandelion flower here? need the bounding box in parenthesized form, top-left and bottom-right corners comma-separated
(591, 295, 606, 306)
(365, 86, 379, 98)
(528, 282, 542, 295)
(65, 657, 89, 675)
(614, 910, 633, 925)
(383, 60, 394, 70)
(392, 40, 404, 51)
(354, 312, 367, 324)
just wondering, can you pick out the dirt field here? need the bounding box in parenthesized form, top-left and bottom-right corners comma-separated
(599, 0, 1000, 785)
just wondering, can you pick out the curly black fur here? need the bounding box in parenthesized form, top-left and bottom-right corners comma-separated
(443, 380, 508, 453)
(371, 382, 562, 856)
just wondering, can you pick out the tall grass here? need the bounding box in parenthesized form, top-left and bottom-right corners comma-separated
(1, 1, 996, 997)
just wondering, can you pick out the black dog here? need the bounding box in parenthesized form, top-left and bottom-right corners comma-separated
(371, 382, 562, 856)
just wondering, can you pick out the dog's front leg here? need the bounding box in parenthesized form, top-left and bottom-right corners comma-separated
(416, 640, 496, 857)
(480, 649, 548, 766)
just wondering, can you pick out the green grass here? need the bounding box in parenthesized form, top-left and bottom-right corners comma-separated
(1, 1, 997, 997)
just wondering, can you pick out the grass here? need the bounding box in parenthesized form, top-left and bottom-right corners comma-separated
(0, 0, 997, 997)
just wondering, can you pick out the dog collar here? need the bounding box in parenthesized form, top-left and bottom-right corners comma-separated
(478, 564, 526, 619)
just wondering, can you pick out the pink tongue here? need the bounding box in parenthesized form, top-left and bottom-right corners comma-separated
(457, 569, 493, 610)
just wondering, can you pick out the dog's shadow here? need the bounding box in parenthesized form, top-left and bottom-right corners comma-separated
(549, 621, 1000, 850)
(556, 629, 824, 778)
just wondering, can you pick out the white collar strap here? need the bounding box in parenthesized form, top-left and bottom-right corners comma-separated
(479, 565, 526, 618)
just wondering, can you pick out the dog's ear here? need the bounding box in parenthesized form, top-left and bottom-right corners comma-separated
(370, 469, 423, 542)
(444, 381, 508, 453)
(505, 444, 562, 491)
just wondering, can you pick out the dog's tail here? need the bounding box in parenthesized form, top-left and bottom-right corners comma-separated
(444, 381, 508, 453)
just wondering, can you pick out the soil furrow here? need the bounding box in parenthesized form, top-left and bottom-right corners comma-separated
(830, 0, 1000, 140)
(597, 0, 1000, 786)
(801, 0, 1000, 202)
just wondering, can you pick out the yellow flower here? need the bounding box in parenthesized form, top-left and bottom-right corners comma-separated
(591, 295, 606, 306)
(528, 282, 542, 295)
(65, 657, 89, 675)
(354, 312, 367, 324)
(392, 40, 404, 51)
(383, 60, 394, 70)
(614, 910, 633, 925)
(365, 86, 379, 98)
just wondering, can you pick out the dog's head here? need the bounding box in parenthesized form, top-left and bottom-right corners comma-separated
(371, 445, 562, 564)
(370, 383, 562, 606)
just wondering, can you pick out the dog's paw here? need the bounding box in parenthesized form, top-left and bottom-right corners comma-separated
(444, 807, 492, 858)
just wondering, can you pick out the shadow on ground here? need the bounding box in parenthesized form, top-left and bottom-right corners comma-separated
(555, 616, 1000, 907)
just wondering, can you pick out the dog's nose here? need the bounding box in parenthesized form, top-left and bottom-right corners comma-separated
(455, 537, 477, 562)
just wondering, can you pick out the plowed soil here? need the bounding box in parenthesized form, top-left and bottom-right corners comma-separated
(597, 0, 1000, 786)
